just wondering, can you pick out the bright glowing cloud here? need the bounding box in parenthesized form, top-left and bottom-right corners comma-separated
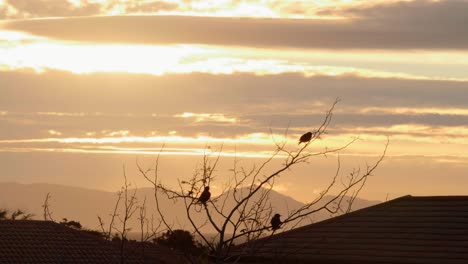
(1, 124, 467, 158)
(0, 0, 418, 19)
(2, 28, 468, 80)
(0, 146, 285, 158)
(338, 125, 468, 144)
(360, 107, 468, 116)
(67, 0, 82, 8)
(0, 30, 45, 41)
(37, 112, 87, 117)
(0, 134, 275, 145)
(0, 133, 290, 158)
(106, 130, 130, 137)
(48, 129, 62, 136)
(0, 40, 212, 74)
(175, 112, 237, 123)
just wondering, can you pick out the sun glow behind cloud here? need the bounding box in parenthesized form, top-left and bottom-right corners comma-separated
(175, 112, 238, 123)
(0, 39, 210, 74)
(0, 0, 413, 19)
(1, 29, 468, 80)
(1, 124, 467, 160)
(0, 1, 467, 201)
(152, 0, 440, 19)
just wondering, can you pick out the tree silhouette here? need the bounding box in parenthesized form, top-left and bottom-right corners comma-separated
(60, 218, 83, 229)
(0, 209, 33, 220)
(138, 100, 388, 263)
(156, 229, 206, 257)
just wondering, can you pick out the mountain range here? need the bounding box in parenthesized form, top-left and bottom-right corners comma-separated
(0, 182, 379, 236)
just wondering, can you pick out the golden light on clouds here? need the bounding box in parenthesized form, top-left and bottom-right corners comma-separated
(0, 146, 286, 158)
(0, 30, 44, 41)
(0, 133, 275, 145)
(1, 0, 468, 201)
(1, 125, 467, 159)
(47, 130, 62, 136)
(37, 112, 88, 117)
(0, 0, 413, 19)
(86, 0, 411, 18)
(175, 112, 238, 123)
(67, 0, 82, 8)
(0, 40, 210, 74)
(360, 107, 468, 116)
(2, 28, 468, 80)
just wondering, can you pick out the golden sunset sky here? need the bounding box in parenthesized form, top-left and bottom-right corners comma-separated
(0, 0, 467, 202)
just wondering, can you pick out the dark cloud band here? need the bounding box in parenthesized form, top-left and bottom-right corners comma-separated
(4, 0, 468, 50)
(0, 70, 467, 140)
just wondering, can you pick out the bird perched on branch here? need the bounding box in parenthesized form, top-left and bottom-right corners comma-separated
(198, 186, 211, 205)
(298, 131, 313, 144)
(271, 214, 282, 231)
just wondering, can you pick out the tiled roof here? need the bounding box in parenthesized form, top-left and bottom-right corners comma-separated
(236, 195, 468, 264)
(0, 220, 182, 263)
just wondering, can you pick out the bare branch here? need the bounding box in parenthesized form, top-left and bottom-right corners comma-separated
(42, 192, 54, 221)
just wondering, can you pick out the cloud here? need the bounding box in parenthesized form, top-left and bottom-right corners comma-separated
(1, 70, 467, 112)
(37, 111, 88, 117)
(175, 112, 238, 123)
(4, 0, 468, 50)
(1, 125, 467, 159)
(2, 0, 102, 19)
(48, 129, 62, 136)
(125, 1, 179, 13)
(245, 112, 468, 129)
(0, 0, 357, 19)
(0, 0, 418, 20)
(359, 107, 468, 116)
(318, 0, 468, 22)
(3, 35, 467, 79)
(2, 28, 468, 79)
(1, 70, 467, 189)
(0, 70, 467, 143)
(0, 6, 7, 18)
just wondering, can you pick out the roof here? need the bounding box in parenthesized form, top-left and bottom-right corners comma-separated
(236, 195, 468, 264)
(0, 220, 183, 263)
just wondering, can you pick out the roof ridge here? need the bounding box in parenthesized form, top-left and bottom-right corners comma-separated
(277, 195, 413, 235)
(0, 220, 108, 241)
(233, 195, 468, 263)
(404, 195, 468, 199)
(235, 195, 412, 250)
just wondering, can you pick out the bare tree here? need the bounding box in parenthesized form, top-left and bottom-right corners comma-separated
(138, 100, 388, 263)
(42, 192, 54, 221)
(98, 189, 123, 240)
(138, 196, 162, 243)
(98, 167, 139, 264)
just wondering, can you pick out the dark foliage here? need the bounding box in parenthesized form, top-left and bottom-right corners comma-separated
(0, 209, 34, 220)
(155, 229, 206, 256)
(60, 218, 83, 229)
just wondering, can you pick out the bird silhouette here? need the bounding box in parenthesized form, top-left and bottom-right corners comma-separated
(298, 131, 313, 144)
(271, 213, 282, 231)
(198, 186, 211, 205)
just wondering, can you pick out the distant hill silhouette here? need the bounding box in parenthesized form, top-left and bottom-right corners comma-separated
(0, 182, 379, 235)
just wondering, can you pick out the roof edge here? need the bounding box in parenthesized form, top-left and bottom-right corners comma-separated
(278, 194, 413, 235)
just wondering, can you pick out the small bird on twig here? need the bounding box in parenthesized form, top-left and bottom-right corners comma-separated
(271, 213, 282, 231)
(298, 131, 313, 144)
(198, 186, 211, 205)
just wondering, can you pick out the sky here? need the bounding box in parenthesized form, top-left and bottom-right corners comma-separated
(0, 0, 467, 202)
